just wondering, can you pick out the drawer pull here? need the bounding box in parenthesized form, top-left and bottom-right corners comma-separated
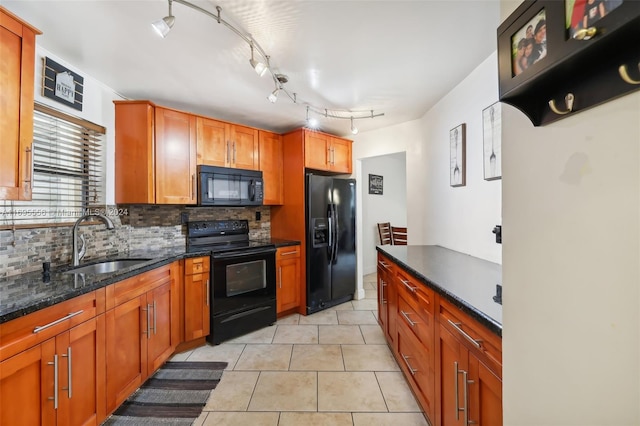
(401, 353, 417, 376)
(448, 319, 482, 349)
(62, 347, 72, 398)
(378, 261, 391, 270)
(206, 279, 210, 306)
(400, 310, 416, 327)
(280, 250, 298, 256)
(48, 354, 59, 409)
(381, 279, 387, 304)
(33, 310, 84, 333)
(399, 279, 417, 293)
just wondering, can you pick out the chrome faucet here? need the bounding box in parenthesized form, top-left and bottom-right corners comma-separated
(72, 214, 115, 266)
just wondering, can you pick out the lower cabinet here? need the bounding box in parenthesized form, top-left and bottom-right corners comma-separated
(0, 291, 104, 426)
(184, 257, 211, 341)
(377, 252, 502, 426)
(276, 245, 301, 314)
(105, 264, 177, 414)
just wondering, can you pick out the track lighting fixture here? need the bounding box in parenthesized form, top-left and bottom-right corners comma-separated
(350, 117, 359, 135)
(249, 43, 268, 77)
(151, 0, 384, 132)
(151, 0, 175, 38)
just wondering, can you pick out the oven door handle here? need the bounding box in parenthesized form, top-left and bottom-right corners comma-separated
(212, 247, 276, 259)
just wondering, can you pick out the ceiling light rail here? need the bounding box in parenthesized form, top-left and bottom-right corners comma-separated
(152, 0, 383, 132)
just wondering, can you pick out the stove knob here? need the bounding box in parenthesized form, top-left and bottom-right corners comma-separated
(193, 224, 199, 230)
(202, 223, 207, 228)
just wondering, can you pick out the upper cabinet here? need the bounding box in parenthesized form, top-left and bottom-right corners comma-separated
(259, 130, 283, 205)
(0, 7, 40, 201)
(196, 117, 259, 170)
(303, 129, 352, 174)
(498, 0, 640, 126)
(114, 101, 197, 204)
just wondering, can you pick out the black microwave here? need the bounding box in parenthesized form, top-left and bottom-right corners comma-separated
(198, 165, 264, 206)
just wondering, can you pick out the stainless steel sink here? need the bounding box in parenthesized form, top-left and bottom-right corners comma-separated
(63, 259, 152, 275)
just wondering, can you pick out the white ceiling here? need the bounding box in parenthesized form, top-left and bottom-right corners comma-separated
(3, 0, 501, 137)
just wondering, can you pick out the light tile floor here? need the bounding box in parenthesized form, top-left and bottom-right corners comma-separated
(172, 273, 429, 426)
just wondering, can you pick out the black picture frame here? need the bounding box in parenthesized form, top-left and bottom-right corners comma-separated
(450, 123, 466, 187)
(482, 102, 502, 181)
(368, 174, 383, 195)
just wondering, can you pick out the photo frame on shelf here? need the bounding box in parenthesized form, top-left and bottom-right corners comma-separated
(450, 123, 466, 187)
(368, 174, 383, 195)
(566, 0, 624, 39)
(483, 102, 502, 181)
(510, 8, 547, 77)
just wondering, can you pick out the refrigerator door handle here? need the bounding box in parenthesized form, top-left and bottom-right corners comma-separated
(327, 208, 334, 256)
(332, 204, 339, 263)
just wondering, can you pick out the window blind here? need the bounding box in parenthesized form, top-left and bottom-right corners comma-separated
(0, 104, 106, 226)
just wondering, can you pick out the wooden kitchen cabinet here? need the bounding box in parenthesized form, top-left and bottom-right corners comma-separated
(437, 298, 502, 426)
(0, 7, 40, 201)
(377, 253, 397, 349)
(0, 291, 106, 426)
(196, 117, 259, 170)
(259, 130, 284, 205)
(114, 101, 196, 204)
(184, 257, 211, 341)
(105, 265, 178, 413)
(303, 130, 353, 174)
(276, 245, 301, 314)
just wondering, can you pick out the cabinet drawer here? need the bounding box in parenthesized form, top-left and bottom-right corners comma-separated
(0, 291, 99, 361)
(377, 253, 395, 274)
(107, 265, 171, 309)
(396, 269, 433, 321)
(276, 245, 300, 260)
(397, 294, 432, 351)
(439, 298, 502, 376)
(397, 321, 435, 419)
(185, 256, 210, 275)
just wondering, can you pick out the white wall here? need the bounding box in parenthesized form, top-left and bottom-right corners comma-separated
(502, 80, 640, 425)
(353, 52, 502, 266)
(33, 46, 124, 205)
(361, 153, 407, 274)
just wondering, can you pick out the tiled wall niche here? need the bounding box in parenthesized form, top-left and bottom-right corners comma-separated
(0, 205, 271, 278)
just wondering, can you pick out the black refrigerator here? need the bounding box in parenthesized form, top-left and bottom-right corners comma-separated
(306, 173, 356, 314)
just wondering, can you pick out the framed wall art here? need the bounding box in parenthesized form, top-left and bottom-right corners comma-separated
(450, 123, 466, 187)
(368, 174, 383, 195)
(482, 102, 502, 180)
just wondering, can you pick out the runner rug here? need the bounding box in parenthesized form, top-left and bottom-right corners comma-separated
(102, 361, 228, 425)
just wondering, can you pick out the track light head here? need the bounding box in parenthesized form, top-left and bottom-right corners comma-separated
(350, 117, 359, 135)
(268, 88, 279, 103)
(249, 44, 268, 76)
(152, 0, 175, 38)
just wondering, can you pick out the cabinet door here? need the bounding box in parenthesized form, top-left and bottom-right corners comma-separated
(146, 281, 174, 373)
(196, 117, 229, 167)
(57, 316, 106, 426)
(376, 266, 388, 332)
(0, 339, 56, 426)
(277, 255, 300, 313)
(0, 10, 38, 201)
(258, 131, 283, 205)
(304, 131, 330, 170)
(329, 137, 352, 173)
(155, 107, 197, 204)
(468, 353, 502, 426)
(105, 295, 146, 414)
(184, 272, 210, 341)
(437, 323, 467, 426)
(230, 124, 259, 170)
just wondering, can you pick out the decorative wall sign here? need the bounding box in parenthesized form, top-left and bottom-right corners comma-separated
(42, 57, 84, 111)
(450, 123, 466, 187)
(368, 174, 383, 195)
(482, 102, 502, 180)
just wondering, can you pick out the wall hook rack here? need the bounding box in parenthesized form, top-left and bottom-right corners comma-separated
(619, 63, 640, 85)
(548, 93, 575, 115)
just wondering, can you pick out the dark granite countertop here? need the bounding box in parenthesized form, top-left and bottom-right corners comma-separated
(0, 246, 210, 324)
(376, 245, 502, 337)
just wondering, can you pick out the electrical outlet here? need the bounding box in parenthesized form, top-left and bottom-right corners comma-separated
(180, 212, 189, 224)
(255, 211, 261, 221)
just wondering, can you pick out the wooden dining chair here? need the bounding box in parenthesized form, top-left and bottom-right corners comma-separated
(391, 226, 408, 245)
(377, 222, 392, 245)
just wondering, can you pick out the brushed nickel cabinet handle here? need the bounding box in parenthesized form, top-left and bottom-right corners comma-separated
(401, 353, 417, 376)
(206, 279, 210, 306)
(153, 300, 157, 335)
(280, 250, 297, 256)
(399, 279, 417, 293)
(233, 142, 236, 164)
(24, 146, 33, 197)
(278, 266, 282, 289)
(48, 355, 59, 409)
(400, 310, 416, 327)
(448, 319, 482, 349)
(454, 361, 460, 420)
(62, 347, 72, 398)
(33, 311, 84, 333)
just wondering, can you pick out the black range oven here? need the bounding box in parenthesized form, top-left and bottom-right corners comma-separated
(186, 220, 276, 344)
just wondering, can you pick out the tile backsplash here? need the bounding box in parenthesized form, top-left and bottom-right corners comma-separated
(0, 205, 271, 278)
